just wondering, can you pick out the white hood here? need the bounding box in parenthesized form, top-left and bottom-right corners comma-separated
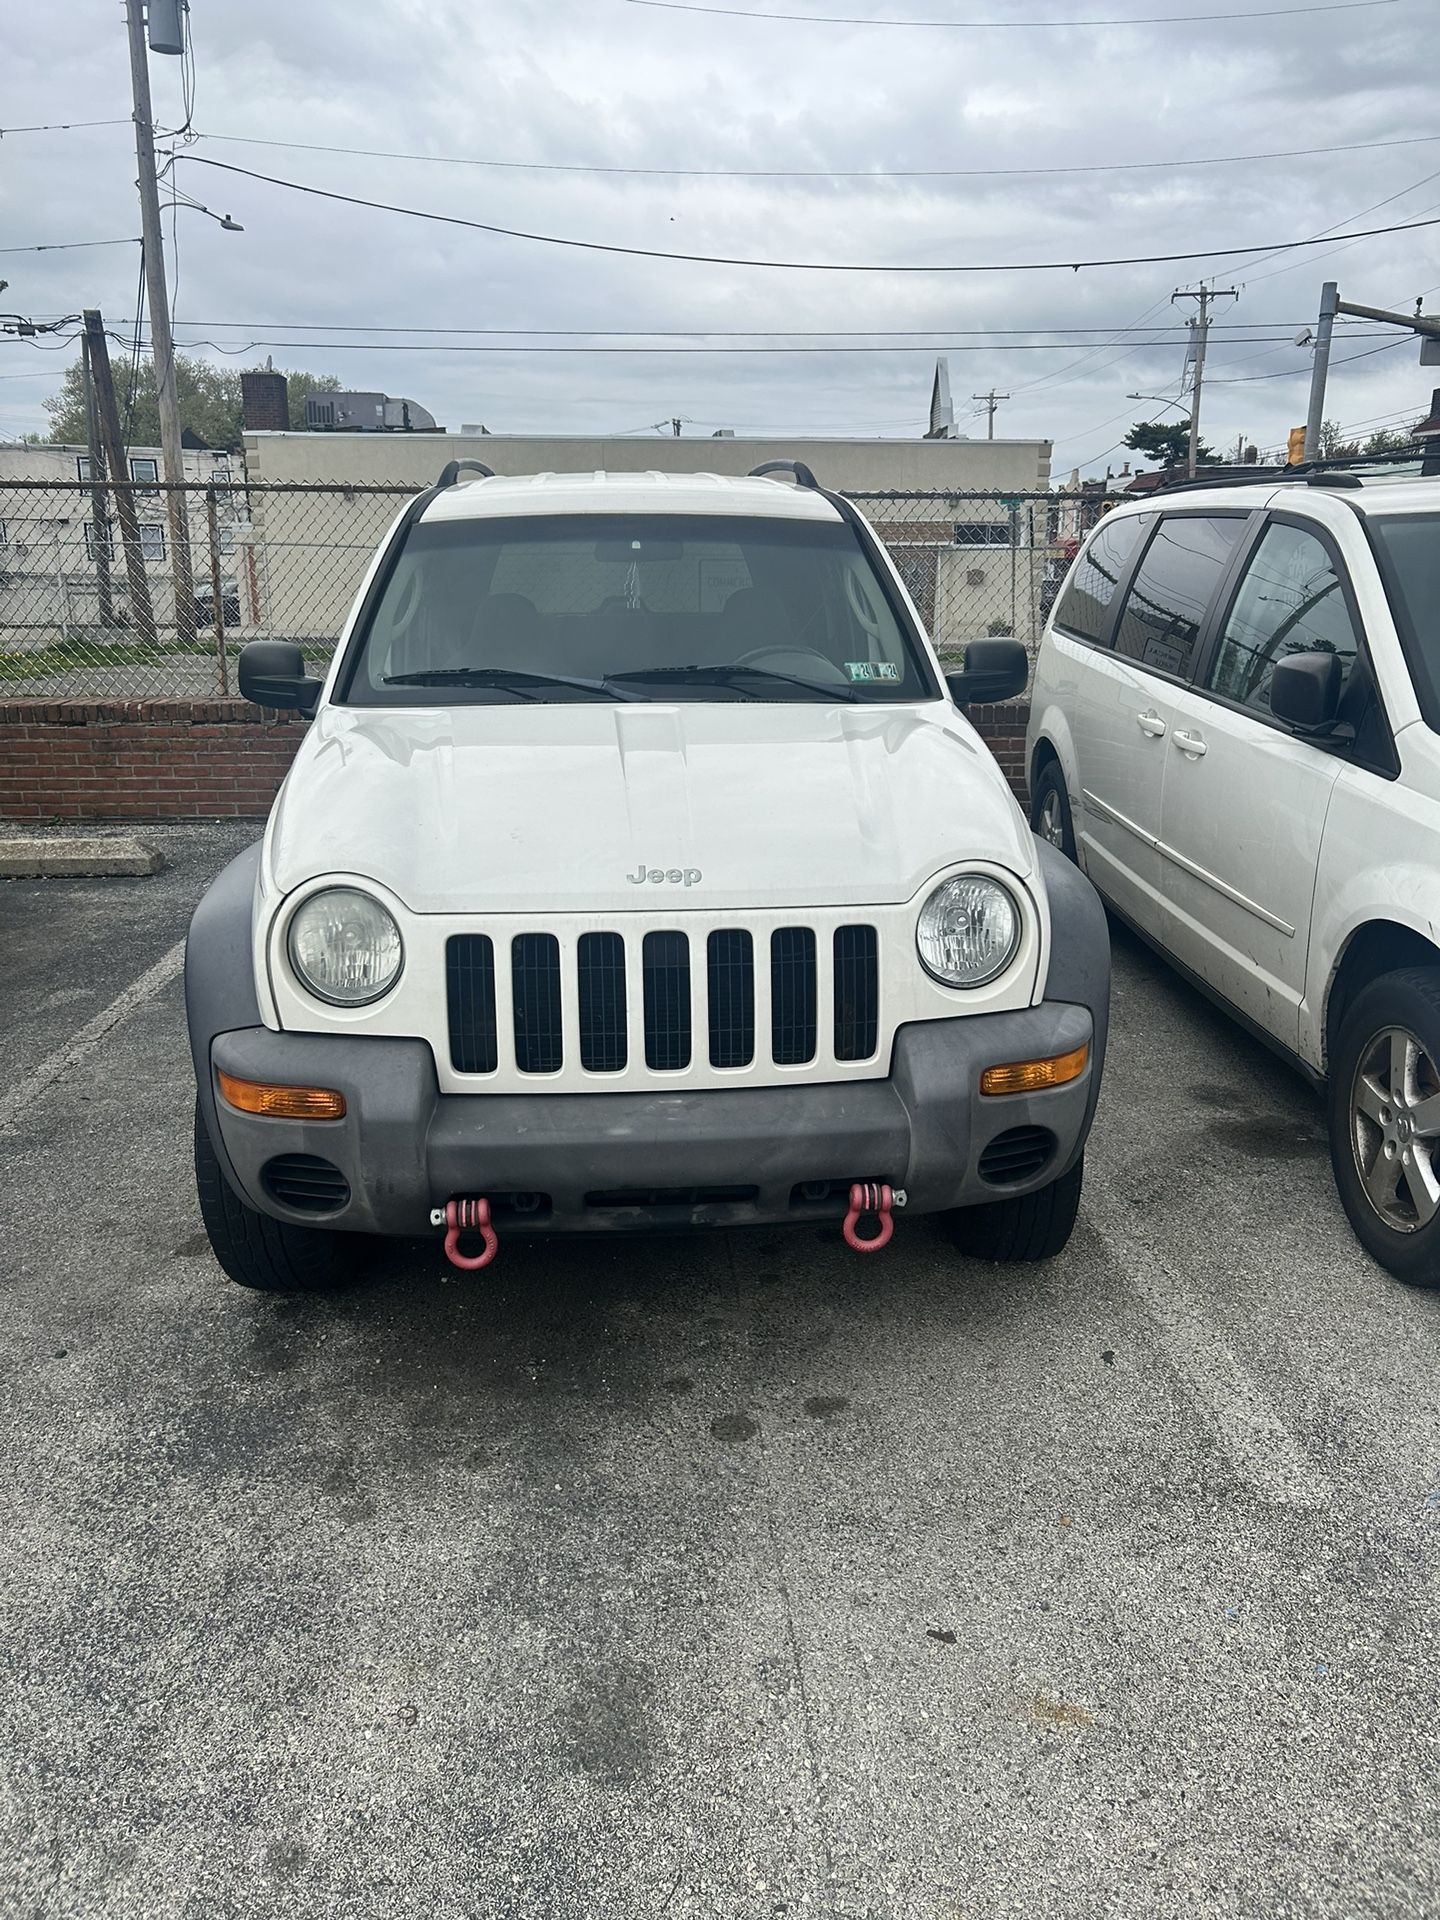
(265, 700, 1034, 914)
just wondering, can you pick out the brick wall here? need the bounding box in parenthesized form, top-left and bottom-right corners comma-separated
(0, 701, 308, 822)
(0, 699, 1032, 823)
(966, 701, 1031, 804)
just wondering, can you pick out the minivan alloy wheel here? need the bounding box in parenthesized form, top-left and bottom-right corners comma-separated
(1350, 1025, 1440, 1233)
(1036, 789, 1066, 849)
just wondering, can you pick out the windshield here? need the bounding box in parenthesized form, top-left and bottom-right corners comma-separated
(1369, 513, 1440, 729)
(340, 512, 934, 705)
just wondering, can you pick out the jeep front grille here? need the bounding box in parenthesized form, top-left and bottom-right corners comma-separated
(707, 929, 755, 1069)
(447, 933, 498, 1074)
(770, 926, 818, 1065)
(445, 921, 879, 1083)
(577, 931, 627, 1072)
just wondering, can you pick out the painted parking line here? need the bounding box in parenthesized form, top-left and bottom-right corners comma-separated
(0, 938, 186, 1135)
(1083, 1178, 1334, 1511)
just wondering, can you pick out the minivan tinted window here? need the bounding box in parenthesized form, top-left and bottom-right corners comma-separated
(1207, 522, 1360, 716)
(1053, 512, 1148, 644)
(1369, 513, 1440, 731)
(1113, 514, 1245, 679)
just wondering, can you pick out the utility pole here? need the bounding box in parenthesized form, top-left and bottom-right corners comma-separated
(80, 334, 115, 629)
(1302, 284, 1440, 461)
(124, 0, 196, 645)
(972, 390, 1009, 439)
(1172, 283, 1236, 478)
(1302, 282, 1339, 463)
(82, 311, 156, 645)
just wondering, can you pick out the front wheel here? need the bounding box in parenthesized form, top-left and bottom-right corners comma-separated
(947, 1157, 1084, 1262)
(193, 1101, 355, 1292)
(1030, 760, 1076, 862)
(1328, 969, 1440, 1288)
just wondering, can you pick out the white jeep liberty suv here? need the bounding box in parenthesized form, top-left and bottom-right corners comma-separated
(186, 458, 1109, 1291)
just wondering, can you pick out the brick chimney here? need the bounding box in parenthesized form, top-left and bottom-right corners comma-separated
(241, 370, 290, 432)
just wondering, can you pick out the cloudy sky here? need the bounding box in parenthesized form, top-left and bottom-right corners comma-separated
(3, 0, 1437, 474)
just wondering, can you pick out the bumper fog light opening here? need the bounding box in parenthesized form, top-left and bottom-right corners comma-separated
(979, 1042, 1089, 1097)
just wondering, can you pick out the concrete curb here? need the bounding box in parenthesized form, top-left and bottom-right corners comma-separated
(0, 836, 164, 878)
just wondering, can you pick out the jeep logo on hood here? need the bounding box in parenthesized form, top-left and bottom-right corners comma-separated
(629, 864, 702, 887)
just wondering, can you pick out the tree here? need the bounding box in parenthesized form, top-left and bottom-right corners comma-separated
(1123, 419, 1219, 468)
(1363, 425, 1421, 454)
(42, 353, 342, 449)
(1318, 419, 1361, 460)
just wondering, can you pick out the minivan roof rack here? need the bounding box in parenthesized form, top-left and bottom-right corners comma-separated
(749, 459, 820, 489)
(437, 457, 496, 487)
(1137, 446, 1428, 498)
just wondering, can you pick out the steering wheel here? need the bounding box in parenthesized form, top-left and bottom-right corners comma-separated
(733, 645, 850, 684)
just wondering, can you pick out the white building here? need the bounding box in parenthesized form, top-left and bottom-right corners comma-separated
(0, 440, 255, 650)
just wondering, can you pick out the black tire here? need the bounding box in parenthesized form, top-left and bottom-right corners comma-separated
(948, 1156, 1084, 1262)
(1030, 759, 1077, 862)
(193, 1100, 354, 1292)
(1328, 968, 1440, 1289)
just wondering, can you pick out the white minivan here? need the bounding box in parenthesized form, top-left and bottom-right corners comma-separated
(186, 459, 1110, 1292)
(1027, 464, 1440, 1285)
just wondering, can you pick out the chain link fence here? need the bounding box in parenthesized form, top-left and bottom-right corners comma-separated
(0, 479, 1111, 699)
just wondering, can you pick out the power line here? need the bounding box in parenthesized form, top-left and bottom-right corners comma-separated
(1208, 336, 1412, 384)
(627, 0, 1397, 23)
(0, 237, 141, 254)
(184, 126, 1440, 183)
(155, 334, 1393, 356)
(86, 317, 1335, 337)
(181, 154, 1440, 275)
(0, 117, 132, 135)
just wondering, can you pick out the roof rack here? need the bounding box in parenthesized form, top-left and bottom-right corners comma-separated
(748, 459, 820, 489)
(1141, 445, 1429, 498)
(437, 457, 496, 487)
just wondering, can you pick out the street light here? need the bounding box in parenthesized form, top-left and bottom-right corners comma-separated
(163, 194, 244, 233)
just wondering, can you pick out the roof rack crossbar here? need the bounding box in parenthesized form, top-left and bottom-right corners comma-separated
(748, 459, 820, 489)
(438, 458, 496, 488)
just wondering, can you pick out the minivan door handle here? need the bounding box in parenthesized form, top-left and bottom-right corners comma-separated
(1172, 729, 1209, 758)
(1136, 710, 1168, 737)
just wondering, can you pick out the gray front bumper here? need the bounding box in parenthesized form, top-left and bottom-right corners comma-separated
(207, 1004, 1097, 1236)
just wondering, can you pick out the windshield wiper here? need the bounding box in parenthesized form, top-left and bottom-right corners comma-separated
(382, 666, 646, 701)
(610, 663, 861, 703)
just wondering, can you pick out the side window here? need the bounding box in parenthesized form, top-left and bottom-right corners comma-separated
(1113, 514, 1244, 679)
(1053, 513, 1148, 645)
(1206, 521, 1360, 717)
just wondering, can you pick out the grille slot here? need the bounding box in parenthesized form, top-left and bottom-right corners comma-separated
(446, 934, 498, 1073)
(261, 1154, 350, 1214)
(707, 929, 755, 1069)
(643, 930, 692, 1071)
(585, 1185, 759, 1210)
(977, 1126, 1055, 1186)
(577, 931, 627, 1072)
(512, 932, 563, 1074)
(771, 927, 817, 1065)
(833, 924, 879, 1061)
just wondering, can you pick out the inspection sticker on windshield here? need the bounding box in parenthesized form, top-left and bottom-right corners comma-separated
(845, 661, 901, 682)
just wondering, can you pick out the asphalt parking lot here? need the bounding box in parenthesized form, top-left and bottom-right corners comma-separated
(2, 823, 1439, 1920)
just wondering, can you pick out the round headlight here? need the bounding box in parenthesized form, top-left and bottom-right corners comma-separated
(288, 887, 404, 1006)
(916, 874, 1021, 987)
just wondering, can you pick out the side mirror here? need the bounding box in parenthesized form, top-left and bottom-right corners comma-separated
(1269, 649, 1342, 732)
(945, 637, 1028, 706)
(238, 640, 323, 715)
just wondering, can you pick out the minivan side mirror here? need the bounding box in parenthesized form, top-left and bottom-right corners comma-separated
(237, 640, 323, 715)
(1269, 649, 1342, 732)
(945, 637, 1029, 707)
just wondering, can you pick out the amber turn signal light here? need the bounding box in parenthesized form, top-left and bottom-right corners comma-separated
(979, 1042, 1089, 1097)
(217, 1069, 346, 1120)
